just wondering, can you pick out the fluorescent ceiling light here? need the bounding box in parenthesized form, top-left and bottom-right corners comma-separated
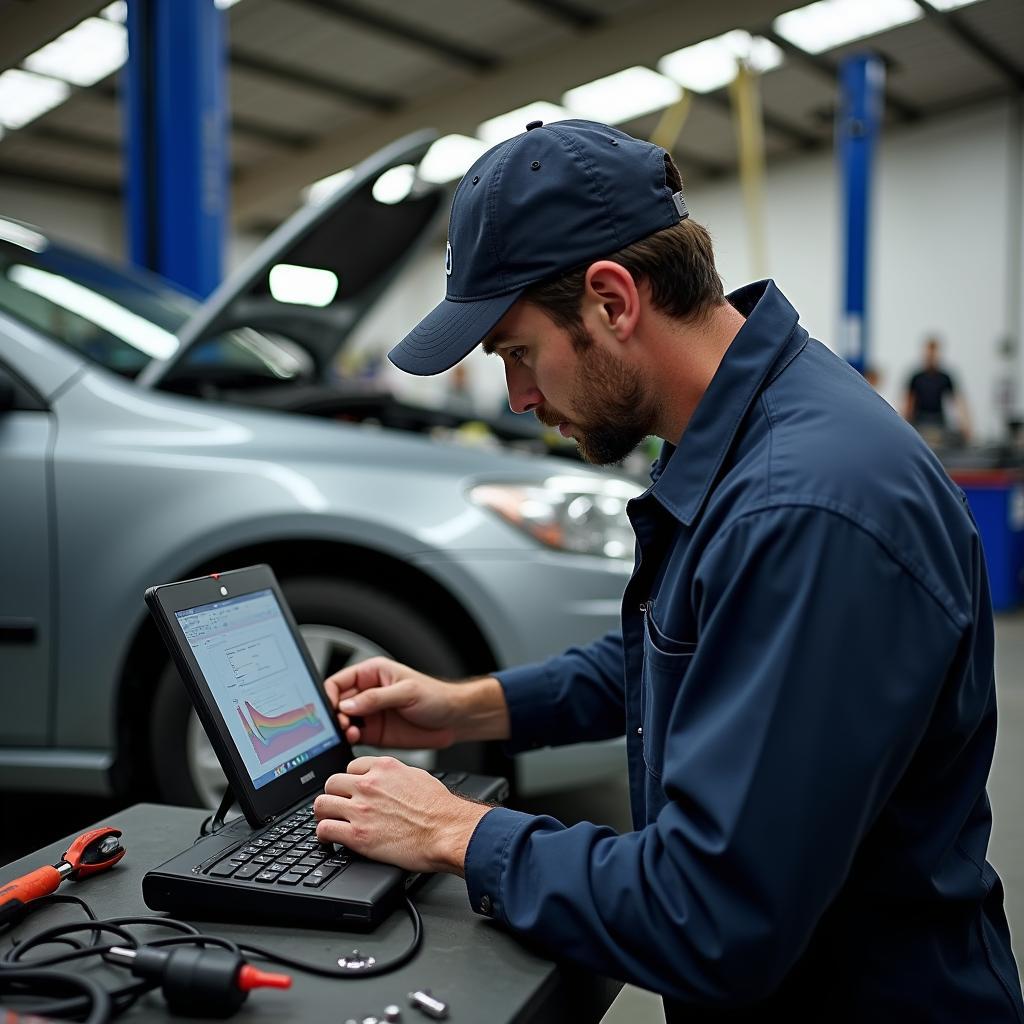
(927, 0, 984, 8)
(658, 30, 783, 93)
(420, 134, 489, 184)
(8, 264, 178, 360)
(0, 70, 70, 130)
(563, 66, 681, 125)
(773, 0, 921, 55)
(478, 101, 571, 145)
(0, 219, 47, 252)
(304, 167, 355, 205)
(100, 2, 127, 22)
(23, 17, 127, 88)
(268, 264, 339, 307)
(372, 163, 416, 205)
(215, 0, 245, 8)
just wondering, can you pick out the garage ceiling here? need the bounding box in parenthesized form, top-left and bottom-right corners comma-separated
(0, 0, 1020, 231)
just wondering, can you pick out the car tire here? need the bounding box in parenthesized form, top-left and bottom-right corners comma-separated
(149, 576, 486, 808)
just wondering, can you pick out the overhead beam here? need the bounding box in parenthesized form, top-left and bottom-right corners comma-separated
(761, 27, 923, 122)
(511, 0, 603, 30)
(24, 125, 121, 154)
(232, 117, 316, 149)
(285, 0, 497, 71)
(232, 0, 797, 227)
(913, 0, 1024, 92)
(91, 78, 318, 149)
(672, 146, 730, 179)
(700, 88, 821, 149)
(0, 166, 120, 198)
(0, 0, 100, 72)
(230, 50, 400, 111)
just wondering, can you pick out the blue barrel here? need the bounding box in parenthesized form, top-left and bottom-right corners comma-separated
(949, 469, 1024, 611)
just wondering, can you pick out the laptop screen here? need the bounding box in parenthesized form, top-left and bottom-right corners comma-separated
(175, 588, 341, 790)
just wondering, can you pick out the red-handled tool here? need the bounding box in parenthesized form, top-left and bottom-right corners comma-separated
(0, 826, 125, 926)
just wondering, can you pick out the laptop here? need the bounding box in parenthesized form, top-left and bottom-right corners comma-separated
(141, 564, 508, 929)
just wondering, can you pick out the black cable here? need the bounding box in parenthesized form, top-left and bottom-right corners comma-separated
(0, 967, 112, 1024)
(239, 896, 423, 977)
(0, 890, 425, 1022)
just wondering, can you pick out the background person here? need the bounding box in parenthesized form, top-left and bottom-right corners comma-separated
(903, 335, 972, 443)
(312, 120, 1022, 1022)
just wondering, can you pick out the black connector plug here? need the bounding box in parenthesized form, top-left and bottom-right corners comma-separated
(106, 945, 291, 1018)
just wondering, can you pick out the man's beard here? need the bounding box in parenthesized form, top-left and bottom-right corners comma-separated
(536, 322, 658, 466)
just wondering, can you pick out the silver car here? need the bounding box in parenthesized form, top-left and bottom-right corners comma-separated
(0, 133, 637, 808)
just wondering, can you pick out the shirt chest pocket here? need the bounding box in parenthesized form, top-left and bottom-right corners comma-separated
(641, 607, 697, 780)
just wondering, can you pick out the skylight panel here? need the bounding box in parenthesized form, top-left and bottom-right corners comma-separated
(100, 2, 127, 22)
(477, 101, 572, 145)
(658, 30, 783, 94)
(0, 70, 70, 130)
(773, 0, 922, 55)
(563, 66, 682, 125)
(419, 134, 489, 184)
(23, 17, 127, 88)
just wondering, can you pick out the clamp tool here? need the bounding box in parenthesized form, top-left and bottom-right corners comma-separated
(0, 826, 125, 926)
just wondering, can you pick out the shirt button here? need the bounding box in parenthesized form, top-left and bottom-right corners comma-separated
(479, 894, 492, 915)
(637, 726, 643, 736)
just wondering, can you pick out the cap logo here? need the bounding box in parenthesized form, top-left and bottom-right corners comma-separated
(445, 240, 452, 276)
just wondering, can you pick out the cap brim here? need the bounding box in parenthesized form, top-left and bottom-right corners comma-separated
(388, 291, 521, 376)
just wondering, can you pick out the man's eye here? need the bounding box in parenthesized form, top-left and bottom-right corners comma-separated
(508, 347, 526, 365)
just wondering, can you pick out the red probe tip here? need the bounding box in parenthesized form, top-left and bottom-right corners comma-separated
(237, 965, 292, 991)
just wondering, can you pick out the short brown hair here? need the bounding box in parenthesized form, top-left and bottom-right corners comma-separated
(523, 156, 725, 334)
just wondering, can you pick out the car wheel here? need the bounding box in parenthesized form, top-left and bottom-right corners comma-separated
(149, 577, 473, 808)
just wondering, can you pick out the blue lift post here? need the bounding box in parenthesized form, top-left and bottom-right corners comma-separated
(837, 53, 885, 376)
(123, 0, 228, 298)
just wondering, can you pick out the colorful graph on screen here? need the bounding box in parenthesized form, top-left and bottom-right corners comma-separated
(237, 700, 324, 764)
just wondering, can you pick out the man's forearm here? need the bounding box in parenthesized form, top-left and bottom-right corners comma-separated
(452, 676, 511, 743)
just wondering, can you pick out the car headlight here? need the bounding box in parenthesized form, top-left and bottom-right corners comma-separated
(468, 474, 644, 559)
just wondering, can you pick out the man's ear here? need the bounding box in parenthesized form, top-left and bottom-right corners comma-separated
(583, 261, 640, 343)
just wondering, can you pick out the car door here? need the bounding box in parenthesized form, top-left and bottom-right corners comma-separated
(0, 358, 54, 744)
(137, 129, 446, 395)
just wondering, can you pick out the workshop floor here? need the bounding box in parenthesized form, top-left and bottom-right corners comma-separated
(3, 612, 1023, 1022)
(517, 610, 1024, 1024)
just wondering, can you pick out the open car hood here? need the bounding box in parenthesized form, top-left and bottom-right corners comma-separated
(138, 129, 444, 388)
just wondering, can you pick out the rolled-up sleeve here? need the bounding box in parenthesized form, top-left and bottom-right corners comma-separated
(464, 506, 966, 1004)
(494, 630, 626, 752)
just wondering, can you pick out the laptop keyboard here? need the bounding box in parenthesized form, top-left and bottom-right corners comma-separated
(203, 769, 469, 888)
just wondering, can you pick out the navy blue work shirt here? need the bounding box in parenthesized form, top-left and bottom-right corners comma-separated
(463, 281, 1024, 1021)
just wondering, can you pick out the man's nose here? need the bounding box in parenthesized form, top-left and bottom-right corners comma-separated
(505, 366, 542, 415)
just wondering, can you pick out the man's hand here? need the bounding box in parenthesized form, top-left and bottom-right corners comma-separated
(324, 657, 510, 748)
(313, 756, 491, 875)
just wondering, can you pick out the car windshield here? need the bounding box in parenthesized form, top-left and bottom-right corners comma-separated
(0, 233, 306, 383)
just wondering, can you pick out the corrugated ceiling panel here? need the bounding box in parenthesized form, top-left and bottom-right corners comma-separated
(951, 0, 1024, 81)
(759, 63, 836, 137)
(232, 0, 471, 100)
(364, 0, 572, 60)
(228, 66, 360, 131)
(41, 93, 122, 142)
(830, 17, 1006, 110)
(229, 133, 288, 169)
(0, 136, 120, 182)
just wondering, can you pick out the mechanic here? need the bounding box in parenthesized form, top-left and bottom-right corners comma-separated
(313, 119, 1023, 1021)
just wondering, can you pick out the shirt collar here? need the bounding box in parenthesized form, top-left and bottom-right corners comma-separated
(648, 279, 805, 525)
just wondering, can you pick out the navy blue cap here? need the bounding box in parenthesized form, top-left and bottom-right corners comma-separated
(388, 119, 688, 375)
